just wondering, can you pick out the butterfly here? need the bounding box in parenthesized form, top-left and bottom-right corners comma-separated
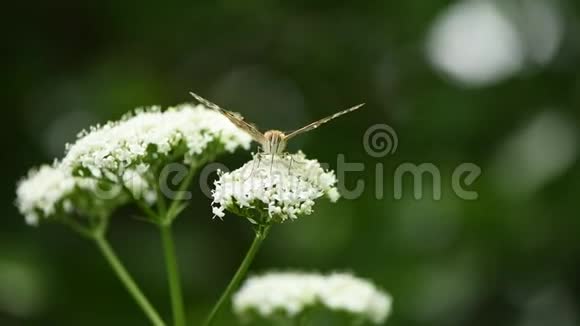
(190, 92, 364, 155)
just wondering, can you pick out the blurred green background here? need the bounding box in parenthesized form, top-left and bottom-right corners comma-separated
(2, 0, 580, 325)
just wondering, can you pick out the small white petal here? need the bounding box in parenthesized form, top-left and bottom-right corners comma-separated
(212, 206, 226, 218)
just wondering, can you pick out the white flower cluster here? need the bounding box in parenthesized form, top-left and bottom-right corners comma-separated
(233, 272, 392, 324)
(212, 152, 340, 223)
(16, 104, 252, 226)
(16, 165, 75, 225)
(15, 164, 100, 226)
(63, 104, 252, 176)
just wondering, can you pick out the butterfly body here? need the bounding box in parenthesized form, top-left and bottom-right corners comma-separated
(190, 92, 363, 155)
(262, 130, 287, 154)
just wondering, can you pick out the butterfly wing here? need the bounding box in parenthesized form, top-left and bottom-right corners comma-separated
(190, 92, 266, 143)
(284, 103, 364, 140)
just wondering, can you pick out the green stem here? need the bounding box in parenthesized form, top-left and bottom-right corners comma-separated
(94, 236, 166, 326)
(153, 163, 197, 325)
(160, 224, 187, 326)
(203, 225, 271, 326)
(165, 163, 197, 222)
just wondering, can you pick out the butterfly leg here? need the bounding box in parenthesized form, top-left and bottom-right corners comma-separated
(288, 154, 294, 175)
(243, 149, 262, 181)
(269, 152, 275, 177)
(255, 152, 262, 172)
(243, 158, 257, 181)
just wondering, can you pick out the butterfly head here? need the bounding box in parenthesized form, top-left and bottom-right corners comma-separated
(262, 130, 287, 154)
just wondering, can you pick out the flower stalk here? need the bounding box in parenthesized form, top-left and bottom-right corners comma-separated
(66, 217, 166, 326)
(160, 224, 186, 326)
(94, 234, 166, 326)
(203, 225, 271, 326)
(155, 162, 199, 326)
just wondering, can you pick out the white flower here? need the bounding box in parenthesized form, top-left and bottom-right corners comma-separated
(15, 164, 106, 226)
(121, 163, 156, 204)
(233, 272, 392, 324)
(16, 165, 75, 225)
(233, 272, 324, 318)
(17, 103, 252, 226)
(212, 151, 340, 223)
(62, 104, 252, 178)
(319, 273, 393, 324)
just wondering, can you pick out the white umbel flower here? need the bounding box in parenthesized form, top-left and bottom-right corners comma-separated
(233, 273, 324, 317)
(320, 273, 393, 324)
(62, 104, 252, 178)
(16, 103, 252, 226)
(233, 272, 392, 324)
(212, 152, 340, 224)
(15, 164, 112, 226)
(16, 165, 75, 225)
